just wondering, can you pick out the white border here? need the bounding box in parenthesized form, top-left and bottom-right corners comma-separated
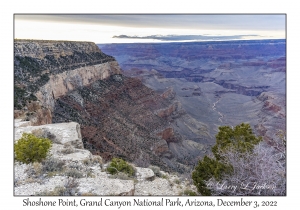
(2, 0, 297, 209)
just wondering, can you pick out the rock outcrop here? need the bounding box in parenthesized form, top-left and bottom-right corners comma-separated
(36, 61, 120, 111)
(14, 121, 196, 196)
(15, 121, 83, 149)
(135, 167, 155, 181)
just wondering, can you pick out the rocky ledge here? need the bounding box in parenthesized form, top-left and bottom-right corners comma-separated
(14, 120, 197, 196)
(14, 40, 121, 125)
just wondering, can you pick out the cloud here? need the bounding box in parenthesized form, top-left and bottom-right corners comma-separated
(15, 14, 286, 31)
(14, 14, 285, 43)
(112, 34, 261, 41)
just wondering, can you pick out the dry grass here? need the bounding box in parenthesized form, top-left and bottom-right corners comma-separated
(60, 143, 75, 154)
(36, 178, 79, 196)
(65, 169, 84, 178)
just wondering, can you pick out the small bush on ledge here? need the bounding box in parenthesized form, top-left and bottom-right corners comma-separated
(107, 158, 135, 177)
(14, 133, 52, 164)
(149, 165, 162, 177)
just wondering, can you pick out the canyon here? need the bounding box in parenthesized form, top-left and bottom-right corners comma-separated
(14, 40, 214, 173)
(14, 39, 286, 196)
(14, 39, 286, 175)
(99, 39, 286, 143)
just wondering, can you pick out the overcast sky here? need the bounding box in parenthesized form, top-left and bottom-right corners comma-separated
(14, 14, 286, 43)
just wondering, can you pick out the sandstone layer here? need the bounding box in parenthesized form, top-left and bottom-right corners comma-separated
(36, 61, 120, 111)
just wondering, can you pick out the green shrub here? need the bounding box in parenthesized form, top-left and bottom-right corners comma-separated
(107, 158, 135, 177)
(212, 123, 262, 160)
(192, 156, 232, 195)
(14, 133, 52, 164)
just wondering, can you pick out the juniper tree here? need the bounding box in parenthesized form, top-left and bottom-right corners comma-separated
(14, 133, 52, 164)
(192, 123, 262, 195)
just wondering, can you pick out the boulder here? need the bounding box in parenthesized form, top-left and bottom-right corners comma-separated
(14, 121, 83, 149)
(135, 167, 155, 181)
(50, 144, 92, 161)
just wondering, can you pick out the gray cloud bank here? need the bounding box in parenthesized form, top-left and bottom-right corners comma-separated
(15, 14, 285, 31)
(112, 34, 262, 41)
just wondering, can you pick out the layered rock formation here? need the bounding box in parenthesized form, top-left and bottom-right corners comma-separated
(52, 75, 176, 170)
(14, 40, 120, 124)
(100, 40, 286, 142)
(51, 74, 209, 172)
(100, 40, 285, 98)
(14, 40, 211, 173)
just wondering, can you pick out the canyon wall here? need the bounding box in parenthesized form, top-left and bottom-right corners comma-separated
(14, 40, 209, 173)
(14, 40, 121, 124)
(36, 61, 120, 111)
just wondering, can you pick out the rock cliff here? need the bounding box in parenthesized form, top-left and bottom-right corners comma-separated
(51, 74, 206, 172)
(14, 40, 120, 124)
(14, 40, 210, 174)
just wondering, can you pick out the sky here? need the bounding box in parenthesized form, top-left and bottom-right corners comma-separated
(14, 14, 286, 43)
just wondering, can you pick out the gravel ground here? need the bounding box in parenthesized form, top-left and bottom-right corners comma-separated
(14, 175, 67, 196)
